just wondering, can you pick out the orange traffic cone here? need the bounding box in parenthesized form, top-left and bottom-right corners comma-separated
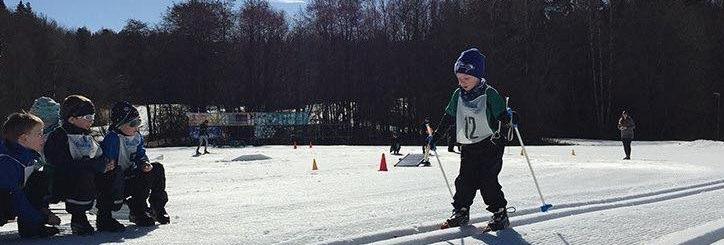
(312, 159, 318, 170)
(379, 153, 388, 171)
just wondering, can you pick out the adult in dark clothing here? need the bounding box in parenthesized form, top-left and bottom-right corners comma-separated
(618, 110, 636, 160)
(196, 120, 210, 155)
(390, 132, 401, 155)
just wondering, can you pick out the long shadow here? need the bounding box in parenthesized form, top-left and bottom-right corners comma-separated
(466, 228, 530, 245)
(1, 225, 158, 245)
(1, 210, 160, 245)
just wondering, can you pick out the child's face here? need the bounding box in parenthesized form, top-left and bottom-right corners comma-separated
(18, 123, 45, 152)
(69, 114, 94, 130)
(456, 73, 480, 91)
(119, 122, 139, 136)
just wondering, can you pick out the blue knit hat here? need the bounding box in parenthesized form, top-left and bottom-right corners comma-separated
(454, 48, 486, 80)
(30, 97, 60, 126)
(110, 101, 140, 129)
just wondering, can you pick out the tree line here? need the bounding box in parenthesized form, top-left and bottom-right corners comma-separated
(1, 0, 723, 144)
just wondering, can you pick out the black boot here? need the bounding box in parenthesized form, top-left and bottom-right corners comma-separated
(129, 209, 155, 227)
(150, 207, 170, 224)
(441, 207, 469, 229)
(71, 213, 94, 236)
(487, 208, 510, 231)
(18, 222, 60, 238)
(96, 210, 125, 232)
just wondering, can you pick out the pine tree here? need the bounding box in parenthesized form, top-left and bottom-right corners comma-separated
(16, 1, 25, 13)
(14, 1, 32, 16)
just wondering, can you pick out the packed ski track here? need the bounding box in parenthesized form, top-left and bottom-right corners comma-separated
(1, 140, 723, 244)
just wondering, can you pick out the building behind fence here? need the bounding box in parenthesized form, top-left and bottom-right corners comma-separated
(140, 104, 429, 147)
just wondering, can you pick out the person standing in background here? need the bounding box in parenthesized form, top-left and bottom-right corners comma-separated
(618, 110, 636, 160)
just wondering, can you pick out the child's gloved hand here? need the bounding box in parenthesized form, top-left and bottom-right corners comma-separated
(104, 160, 115, 173)
(142, 163, 153, 173)
(501, 108, 519, 126)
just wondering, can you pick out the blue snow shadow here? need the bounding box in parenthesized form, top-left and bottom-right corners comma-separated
(444, 228, 530, 245)
(0, 225, 158, 244)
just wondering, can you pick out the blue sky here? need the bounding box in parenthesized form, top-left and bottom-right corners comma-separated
(4, 0, 306, 32)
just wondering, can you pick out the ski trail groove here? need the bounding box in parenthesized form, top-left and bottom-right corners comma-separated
(319, 178, 724, 245)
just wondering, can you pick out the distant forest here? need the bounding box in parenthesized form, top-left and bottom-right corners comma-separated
(1, 0, 723, 144)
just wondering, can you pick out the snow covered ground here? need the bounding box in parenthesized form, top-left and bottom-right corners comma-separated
(1, 140, 723, 244)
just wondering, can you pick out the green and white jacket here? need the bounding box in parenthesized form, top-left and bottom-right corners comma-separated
(444, 85, 507, 144)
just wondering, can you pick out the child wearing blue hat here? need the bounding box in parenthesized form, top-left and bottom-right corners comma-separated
(98, 101, 170, 230)
(437, 48, 517, 231)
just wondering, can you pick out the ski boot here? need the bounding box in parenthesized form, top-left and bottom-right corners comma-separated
(440, 207, 469, 229)
(18, 222, 60, 238)
(487, 208, 510, 231)
(18, 225, 59, 238)
(96, 210, 125, 232)
(71, 213, 94, 236)
(150, 207, 170, 224)
(129, 209, 156, 227)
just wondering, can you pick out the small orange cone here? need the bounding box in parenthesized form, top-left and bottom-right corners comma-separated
(379, 153, 388, 171)
(312, 159, 318, 170)
(293, 141, 297, 149)
(571, 149, 576, 156)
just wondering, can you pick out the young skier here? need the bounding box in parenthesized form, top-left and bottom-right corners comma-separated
(100, 101, 170, 228)
(44, 95, 115, 235)
(29, 97, 62, 139)
(0, 112, 61, 238)
(435, 48, 517, 231)
(28, 96, 63, 205)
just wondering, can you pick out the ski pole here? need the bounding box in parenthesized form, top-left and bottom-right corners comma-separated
(510, 113, 553, 212)
(426, 123, 454, 199)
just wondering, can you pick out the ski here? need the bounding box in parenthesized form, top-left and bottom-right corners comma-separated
(439, 223, 495, 233)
